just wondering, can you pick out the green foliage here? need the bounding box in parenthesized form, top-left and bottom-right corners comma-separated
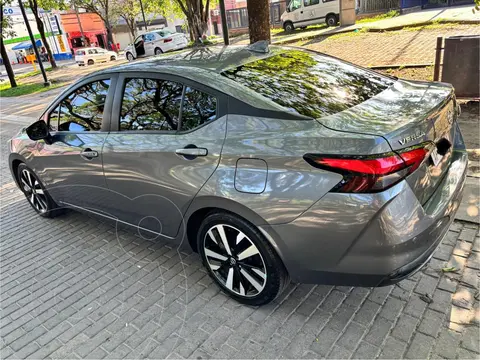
(1, 0, 16, 39)
(356, 10, 400, 24)
(0, 80, 66, 97)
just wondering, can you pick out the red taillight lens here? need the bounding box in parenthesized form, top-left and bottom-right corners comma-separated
(164, 38, 173, 43)
(304, 147, 428, 193)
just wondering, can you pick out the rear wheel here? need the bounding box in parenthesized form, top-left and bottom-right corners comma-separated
(110, 55, 116, 61)
(16, 163, 62, 218)
(326, 14, 338, 27)
(154, 47, 163, 55)
(283, 21, 294, 33)
(87, 59, 94, 65)
(197, 212, 289, 305)
(126, 52, 135, 61)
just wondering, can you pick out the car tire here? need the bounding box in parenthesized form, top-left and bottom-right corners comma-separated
(197, 212, 289, 306)
(16, 163, 62, 218)
(87, 59, 94, 65)
(283, 21, 294, 33)
(326, 14, 338, 27)
(110, 55, 116, 61)
(154, 48, 163, 55)
(126, 52, 135, 62)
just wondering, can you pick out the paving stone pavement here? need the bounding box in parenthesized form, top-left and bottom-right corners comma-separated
(0, 119, 479, 359)
(299, 24, 480, 67)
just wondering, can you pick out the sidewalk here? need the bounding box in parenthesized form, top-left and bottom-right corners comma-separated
(264, 4, 480, 46)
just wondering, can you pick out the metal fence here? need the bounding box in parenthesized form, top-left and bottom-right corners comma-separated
(226, 0, 287, 29)
(358, 0, 401, 13)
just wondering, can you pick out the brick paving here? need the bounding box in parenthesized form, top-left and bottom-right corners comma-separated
(0, 116, 479, 359)
(299, 24, 480, 67)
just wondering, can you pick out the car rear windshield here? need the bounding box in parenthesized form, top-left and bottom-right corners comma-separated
(156, 29, 172, 37)
(76, 50, 85, 55)
(221, 50, 394, 118)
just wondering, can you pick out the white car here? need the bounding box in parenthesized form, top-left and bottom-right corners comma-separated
(281, 0, 340, 32)
(124, 29, 189, 61)
(75, 47, 118, 66)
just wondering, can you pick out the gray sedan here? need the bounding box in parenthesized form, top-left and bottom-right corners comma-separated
(8, 45, 467, 305)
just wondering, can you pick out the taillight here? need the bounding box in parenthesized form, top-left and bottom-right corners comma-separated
(304, 146, 428, 193)
(164, 38, 173, 43)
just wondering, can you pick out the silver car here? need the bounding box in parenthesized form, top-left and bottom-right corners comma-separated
(8, 45, 467, 305)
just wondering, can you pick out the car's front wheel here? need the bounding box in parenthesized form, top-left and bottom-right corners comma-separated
(17, 163, 61, 218)
(283, 21, 294, 33)
(198, 212, 289, 305)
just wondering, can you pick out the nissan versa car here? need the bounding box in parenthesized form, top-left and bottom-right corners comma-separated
(8, 45, 467, 305)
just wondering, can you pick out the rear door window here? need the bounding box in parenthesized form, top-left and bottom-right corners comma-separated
(222, 50, 393, 118)
(181, 87, 217, 131)
(120, 78, 183, 131)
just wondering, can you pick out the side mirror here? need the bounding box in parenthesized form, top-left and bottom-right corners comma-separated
(26, 120, 51, 142)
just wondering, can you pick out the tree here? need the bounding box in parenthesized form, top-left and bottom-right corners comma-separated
(27, 0, 66, 69)
(157, 0, 216, 43)
(246, 0, 270, 43)
(1, 0, 17, 87)
(118, 0, 161, 41)
(76, 0, 120, 48)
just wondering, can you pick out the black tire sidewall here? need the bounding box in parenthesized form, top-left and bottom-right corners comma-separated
(284, 22, 294, 32)
(327, 15, 336, 26)
(155, 48, 162, 55)
(197, 212, 288, 306)
(17, 163, 58, 218)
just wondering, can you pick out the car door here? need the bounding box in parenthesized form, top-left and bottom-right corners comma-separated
(102, 73, 227, 239)
(144, 33, 155, 56)
(32, 74, 117, 212)
(289, 0, 303, 24)
(303, 0, 321, 25)
(96, 48, 108, 62)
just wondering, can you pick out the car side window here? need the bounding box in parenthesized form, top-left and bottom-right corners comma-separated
(305, 0, 320, 5)
(48, 79, 110, 132)
(120, 78, 182, 131)
(181, 87, 217, 131)
(289, 0, 302, 11)
(145, 34, 155, 41)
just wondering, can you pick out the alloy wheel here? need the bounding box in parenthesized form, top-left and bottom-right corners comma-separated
(203, 224, 267, 297)
(20, 169, 48, 213)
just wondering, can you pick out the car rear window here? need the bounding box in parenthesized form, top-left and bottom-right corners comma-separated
(76, 50, 85, 55)
(156, 29, 172, 37)
(221, 50, 394, 118)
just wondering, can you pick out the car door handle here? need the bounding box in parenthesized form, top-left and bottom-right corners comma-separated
(80, 148, 98, 160)
(175, 147, 208, 157)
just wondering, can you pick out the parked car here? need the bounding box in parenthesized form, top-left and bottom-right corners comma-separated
(281, 0, 340, 32)
(124, 29, 189, 61)
(9, 45, 467, 306)
(75, 47, 117, 66)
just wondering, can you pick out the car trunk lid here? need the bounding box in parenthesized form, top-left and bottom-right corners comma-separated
(317, 79, 457, 204)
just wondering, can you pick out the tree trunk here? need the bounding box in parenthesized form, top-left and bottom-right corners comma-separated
(28, 0, 57, 68)
(246, 0, 271, 44)
(187, 14, 207, 43)
(105, 21, 115, 49)
(0, 37, 17, 88)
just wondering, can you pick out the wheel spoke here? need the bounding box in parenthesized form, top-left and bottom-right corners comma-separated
(225, 267, 234, 290)
(210, 263, 221, 271)
(21, 178, 30, 189)
(236, 232, 245, 245)
(239, 282, 245, 296)
(35, 188, 44, 195)
(26, 171, 34, 187)
(205, 248, 228, 262)
(237, 245, 259, 261)
(36, 195, 48, 211)
(240, 268, 263, 293)
(207, 230, 217, 244)
(216, 225, 232, 255)
(29, 193, 35, 204)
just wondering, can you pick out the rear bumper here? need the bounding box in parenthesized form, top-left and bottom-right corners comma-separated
(261, 126, 468, 286)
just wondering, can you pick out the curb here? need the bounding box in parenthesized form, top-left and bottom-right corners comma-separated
(274, 19, 480, 45)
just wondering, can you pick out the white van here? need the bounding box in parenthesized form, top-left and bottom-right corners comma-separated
(281, 0, 340, 32)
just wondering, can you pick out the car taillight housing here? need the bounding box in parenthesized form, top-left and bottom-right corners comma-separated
(164, 38, 173, 43)
(304, 145, 429, 193)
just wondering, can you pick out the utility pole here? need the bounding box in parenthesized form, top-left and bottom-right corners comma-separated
(139, 0, 147, 31)
(18, 0, 49, 86)
(219, 0, 229, 45)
